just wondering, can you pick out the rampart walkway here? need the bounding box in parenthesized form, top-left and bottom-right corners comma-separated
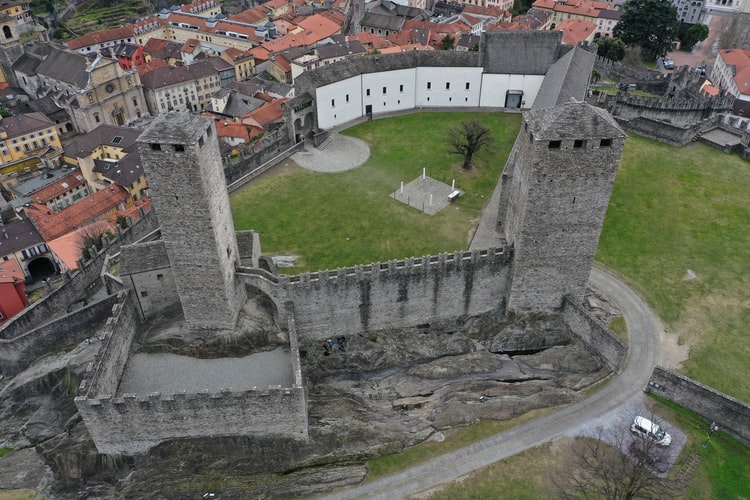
(322, 265, 660, 499)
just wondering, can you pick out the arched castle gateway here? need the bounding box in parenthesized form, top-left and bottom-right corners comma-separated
(74, 32, 626, 455)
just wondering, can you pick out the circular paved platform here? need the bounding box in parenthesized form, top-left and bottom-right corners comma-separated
(292, 133, 370, 172)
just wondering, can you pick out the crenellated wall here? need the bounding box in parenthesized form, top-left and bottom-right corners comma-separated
(238, 248, 512, 340)
(649, 367, 750, 447)
(75, 290, 308, 455)
(0, 293, 120, 377)
(76, 387, 307, 455)
(604, 92, 735, 128)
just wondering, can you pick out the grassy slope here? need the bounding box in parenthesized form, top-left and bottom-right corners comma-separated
(597, 135, 750, 402)
(231, 112, 521, 273)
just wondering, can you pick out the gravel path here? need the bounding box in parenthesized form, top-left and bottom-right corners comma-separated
(292, 133, 370, 172)
(321, 265, 660, 499)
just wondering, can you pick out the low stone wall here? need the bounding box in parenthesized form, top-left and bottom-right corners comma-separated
(615, 116, 700, 147)
(0, 293, 119, 377)
(224, 126, 298, 190)
(561, 297, 627, 372)
(649, 367, 750, 447)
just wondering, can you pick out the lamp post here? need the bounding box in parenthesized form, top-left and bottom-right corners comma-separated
(702, 421, 719, 448)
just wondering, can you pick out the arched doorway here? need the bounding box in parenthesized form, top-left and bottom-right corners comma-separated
(27, 257, 57, 281)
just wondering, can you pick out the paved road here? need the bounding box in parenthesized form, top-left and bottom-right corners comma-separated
(322, 265, 660, 499)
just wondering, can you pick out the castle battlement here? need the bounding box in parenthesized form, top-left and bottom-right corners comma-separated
(615, 92, 735, 111)
(280, 248, 506, 286)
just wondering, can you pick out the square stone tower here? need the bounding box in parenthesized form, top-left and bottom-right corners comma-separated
(137, 113, 245, 330)
(497, 102, 625, 313)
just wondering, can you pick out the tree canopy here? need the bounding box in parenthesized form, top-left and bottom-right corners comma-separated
(439, 34, 455, 50)
(596, 37, 626, 61)
(446, 119, 494, 170)
(677, 22, 709, 51)
(613, 0, 679, 60)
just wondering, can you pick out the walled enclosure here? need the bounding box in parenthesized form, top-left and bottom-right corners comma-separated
(650, 367, 750, 447)
(74, 36, 624, 455)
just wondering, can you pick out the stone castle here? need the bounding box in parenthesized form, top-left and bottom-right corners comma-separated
(73, 94, 626, 455)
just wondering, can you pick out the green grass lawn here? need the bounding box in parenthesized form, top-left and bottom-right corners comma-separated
(597, 135, 750, 403)
(231, 112, 521, 273)
(230, 112, 750, 496)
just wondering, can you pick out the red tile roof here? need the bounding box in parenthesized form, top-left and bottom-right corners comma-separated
(66, 25, 136, 50)
(29, 169, 87, 205)
(242, 97, 289, 130)
(0, 259, 24, 284)
(26, 185, 129, 241)
(556, 18, 596, 45)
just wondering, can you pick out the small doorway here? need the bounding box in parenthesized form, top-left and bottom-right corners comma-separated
(365, 104, 372, 119)
(505, 90, 524, 109)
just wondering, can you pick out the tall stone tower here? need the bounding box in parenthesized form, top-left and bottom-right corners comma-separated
(349, 0, 365, 34)
(497, 102, 625, 313)
(137, 113, 245, 330)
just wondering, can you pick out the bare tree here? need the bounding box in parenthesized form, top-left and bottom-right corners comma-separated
(554, 412, 682, 500)
(446, 119, 494, 170)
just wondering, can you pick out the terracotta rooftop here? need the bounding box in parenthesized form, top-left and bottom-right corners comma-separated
(30, 169, 87, 205)
(66, 25, 136, 50)
(25, 185, 129, 241)
(720, 49, 750, 96)
(556, 18, 596, 45)
(242, 97, 288, 130)
(0, 259, 24, 284)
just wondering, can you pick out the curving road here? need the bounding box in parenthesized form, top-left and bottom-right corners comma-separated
(322, 265, 660, 499)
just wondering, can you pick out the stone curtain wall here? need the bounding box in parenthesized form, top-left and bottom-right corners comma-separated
(224, 125, 299, 190)
(76, 295, 307, 455)
(650, 367, 750, 447)
(0, 294, 119, 377)
(605, 93, 735, 128)
(77, 290, 138, 399)
(75, 387, 308, 455)
(561, 297, 627, 372)
(616, 117, 703, 147)
(279, 248, 511, 339)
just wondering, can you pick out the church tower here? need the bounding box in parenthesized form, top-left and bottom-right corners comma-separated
(498, 102, 625, 313)
(137, 113, 245, 330)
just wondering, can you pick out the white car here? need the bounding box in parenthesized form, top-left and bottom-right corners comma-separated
(630, 416, 672, 446)
(663, 57, 675, 70)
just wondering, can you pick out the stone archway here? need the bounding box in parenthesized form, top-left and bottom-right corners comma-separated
(27, 257, 56, 281)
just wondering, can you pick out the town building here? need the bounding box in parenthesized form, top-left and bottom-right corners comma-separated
(139, 58, 226, 115)
(0, 112, 62, 166)
(0, 258, 27, 326)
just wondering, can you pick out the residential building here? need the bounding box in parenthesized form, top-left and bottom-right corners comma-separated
(0, 259, 27, 325)
(0, 0, 35, 35)
(139, 58, 224, 114)
(25, 184, 130, 241)
(0, 112, 62, 166)
(557, 18, 597, 45)
(712, 49, 750, 113)
(63, 124, 147, 201)
(531, 0, 622, 38)
(220, 47, 256, 81)
(25, 169, 90, 212)
(0, 212, 55, 281)
(113, 43, 146, 71)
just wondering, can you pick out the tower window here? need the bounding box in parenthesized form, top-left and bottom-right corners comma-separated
(399, 84, 404, 92)
(382, 86, 386, 94)
(600, 138, 612, 147)
(150, 143, 161, 150)
(548, 140, 561, 149)
(465, 82, 470, 90)
(366, 88, 371, 96)
(574, 140, 585, 148)
(174, 144, 185, 152)
(427, 82, 431, 90)
(445, 82, 450, 90)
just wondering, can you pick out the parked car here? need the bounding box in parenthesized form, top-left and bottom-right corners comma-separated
(630, 416, 672, 446)
(663, 57, 675, 70)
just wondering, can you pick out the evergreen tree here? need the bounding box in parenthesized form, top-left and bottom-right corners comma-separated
(595, 37, 626, 61)
(613, 0, 679, 60)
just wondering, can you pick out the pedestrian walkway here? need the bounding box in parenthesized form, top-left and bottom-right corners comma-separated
(292, 133, 370, 173)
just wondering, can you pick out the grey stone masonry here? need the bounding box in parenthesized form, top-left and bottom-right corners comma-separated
(137, 113, 246, 331)
(499, 103, 625, 313)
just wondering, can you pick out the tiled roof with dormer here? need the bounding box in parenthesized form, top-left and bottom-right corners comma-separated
(29, 169, 87, 204)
